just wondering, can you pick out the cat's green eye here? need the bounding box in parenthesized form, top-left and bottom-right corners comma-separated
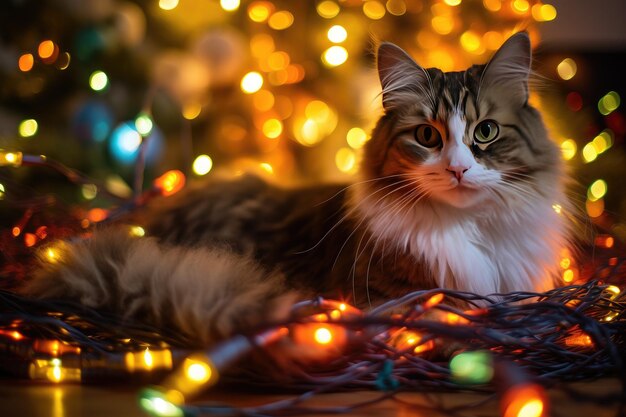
(414, 124, 442, 148)
(474, 120, 500, 144)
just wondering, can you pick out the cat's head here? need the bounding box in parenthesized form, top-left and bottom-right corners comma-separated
(363, 32, 562, 211)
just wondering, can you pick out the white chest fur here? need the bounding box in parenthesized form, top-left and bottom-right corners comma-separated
(352, 186, 565, 296)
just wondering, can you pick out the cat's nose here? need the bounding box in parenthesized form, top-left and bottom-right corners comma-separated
(446, 164, 469, 181)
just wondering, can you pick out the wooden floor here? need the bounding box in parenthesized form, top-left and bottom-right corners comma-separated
(0, 378, 622, 417)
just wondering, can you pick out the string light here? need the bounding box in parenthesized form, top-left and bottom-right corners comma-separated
(129, 226, 146, 237)
(158, 0, 179, 11)
(502, 384, 546, 417)
(450, 351, 494, 384)
(598, 91, 620, 115)
(327, 25, 348, 43)
(0, 150, 24, 167)
(248, 2, 274, 22)
(385, 0, 406, 16)
(532, 3, 557, 21)
(268, 11, 294, 30)
(135, 113, 154, 136)
(560, 139, 577, 160)
(182, 103, 202, 120)
(588, 179, 607, 201)
(335, 147, 357, 173)
(582, 142, 598, 163)
(18, 119, 38, 138)
(18, 53, 34, 72)
(38, 40, 55, 59)
(262, 118, 283, 139)
(317, 1, 340, 18)
(81, 183, 98, 200)
(592, 130, 613, 154)
(220, 0, 240, 12)
(192, 155, 213, 176)
(556, 58, 577, 80)
(240, 71, 264, 94)
(483, 0, 502, 12)
(363, 1, 386, 20)
(89, 70, 108, 91)
(154, 170, 186, 196)
(322, 46, 348, 67)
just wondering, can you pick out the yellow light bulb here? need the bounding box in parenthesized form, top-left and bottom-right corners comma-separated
(560, 139, 577, 160)
(588, 179, 607, 201)
(556, 58, 577, 80)
(322, 46, 348, 67)
(185, 361, 212, 383)
(220, 0, 240, 11)
(89, 70, 108, 91)
(159, 0, 179, 10)
(314, 327, 333, 344)
(192, 155, 213, 176)
(327, 25, 348, 43)
(182, 103, 202, 120)
(18, 119, 38, 138)
(240, 72, 264, 94)
(317, 1, 340, 18)
(516, 399, 543, 417)
(363, 0, 386, 19)
(335, 147, 357, 173)
(262, 119, 283, 139)
(582, 143, 598, 163)
(130, 226, 145, 237)
(268, 11, 294, 30)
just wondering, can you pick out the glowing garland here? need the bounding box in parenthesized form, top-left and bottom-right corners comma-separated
(0, 277, 624, 417)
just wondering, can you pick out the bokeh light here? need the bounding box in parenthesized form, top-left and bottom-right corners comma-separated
(346, 127, 368, 149)
(18, 119, 38, 138)
(89, 70, 108, 91)
(327, 25, 348, 43)
(248, 2, 274, 22)
(220, 0, 240, 12)
(556, 58, 577, 80)
(588, 179, 607, 201)
(560, 139, 577, 160)
(158, 0, 179, 11)
(317, 1, 340, 18)
(241, 72, 264, 94)
(449, 351, 494, 384)
(262, 118, 283, 139)
(363, 1, 386, 19)
(268, 11, 294, 30)
(109, 122, 142, 164)
(18, 54, 34, 72)
(598, 91, 620, 116)
(322, 46, 348, 67)
(192, 155, 213, 176)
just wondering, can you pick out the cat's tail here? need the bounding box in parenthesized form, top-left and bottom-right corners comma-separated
(21, 228, 298, 346)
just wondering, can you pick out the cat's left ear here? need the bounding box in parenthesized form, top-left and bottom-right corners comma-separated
(480, 32, 531, 104)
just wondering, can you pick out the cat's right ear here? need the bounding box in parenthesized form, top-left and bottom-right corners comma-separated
(377, 42, 431, 111)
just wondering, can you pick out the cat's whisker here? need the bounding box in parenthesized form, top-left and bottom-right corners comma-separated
(313, 173, 412, 208)
(334, 180, 420, 278)
(296, 177, 416, 254)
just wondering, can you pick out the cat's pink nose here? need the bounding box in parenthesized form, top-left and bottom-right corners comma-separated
(446, 165, 469, 181)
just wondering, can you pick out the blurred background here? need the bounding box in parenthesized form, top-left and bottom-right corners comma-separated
(0, 0, 625, 278)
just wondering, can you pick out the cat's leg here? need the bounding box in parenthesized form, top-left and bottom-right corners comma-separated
(21, 228, 298, 346)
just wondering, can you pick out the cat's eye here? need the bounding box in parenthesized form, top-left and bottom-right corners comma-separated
(414, 124, 442, 148)
(474, 120, 500, 144)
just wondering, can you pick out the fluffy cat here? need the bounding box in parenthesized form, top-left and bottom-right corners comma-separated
(22, 32, 569, 346)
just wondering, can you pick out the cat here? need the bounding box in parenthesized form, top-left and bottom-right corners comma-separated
(22, 32, 569, 346)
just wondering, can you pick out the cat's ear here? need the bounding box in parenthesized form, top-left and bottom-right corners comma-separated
(377, 42, 431, 111)
(480, 32, 531, 104)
